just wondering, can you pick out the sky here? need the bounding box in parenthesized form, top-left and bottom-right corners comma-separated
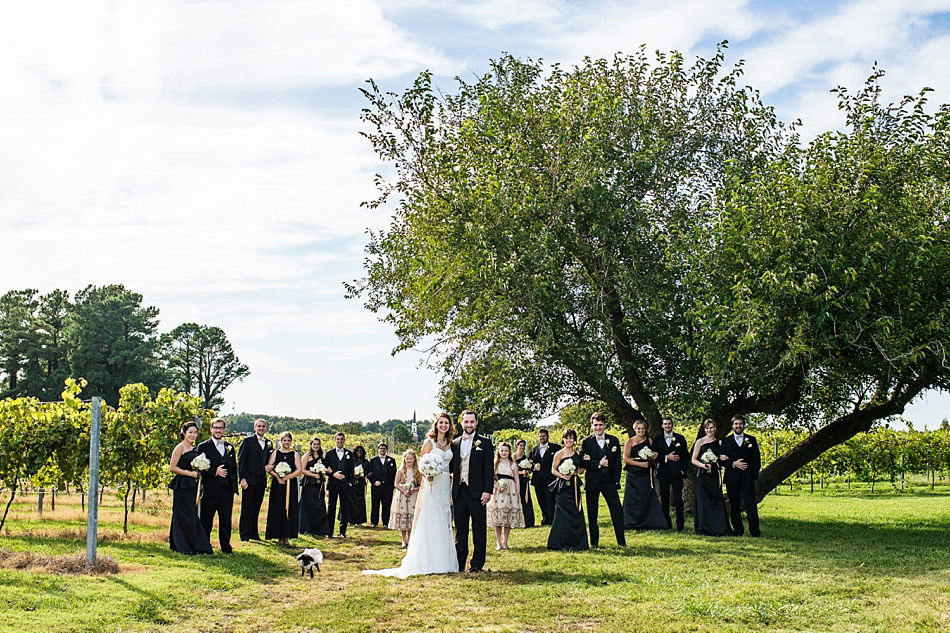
(2, 0, 950, 427)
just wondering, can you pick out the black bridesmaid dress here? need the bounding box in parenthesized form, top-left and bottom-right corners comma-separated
(265, 451, 300, 540)
(168, 449, 213, 554)
(346, 458, 369, 525)
(299, 457, 331, 537)
(516, 461, 535, 528)
(693, 439, 730, 536)
(546, 454, 589, 551)
(622, 440, 669, 530)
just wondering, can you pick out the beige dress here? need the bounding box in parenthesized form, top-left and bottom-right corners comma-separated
(487, 460, 526, 528)
(388, 467, 418, 530)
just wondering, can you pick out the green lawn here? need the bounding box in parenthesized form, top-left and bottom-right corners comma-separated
(1, 490, 948, 632)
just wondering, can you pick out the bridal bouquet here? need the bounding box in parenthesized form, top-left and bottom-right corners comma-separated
(354, 464, 364, 477)
(309, 460, 327, 475)
(274, 461, 292, 477)
(518, 459, 532, 471)
(700, 450, 718, 465)
(418, 453, 447, 478)
(557, 460, 577, 476)
(496, 479, 509, 492)
(191, 453, 211, 472)
(637, 446, 656, 461)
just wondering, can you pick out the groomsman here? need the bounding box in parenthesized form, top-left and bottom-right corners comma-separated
(367, 442, 397, 527)
(719, 414, 762, 537)
(237, 418, 272, 541)
(324, 432, 354, 537)
(653, 417, 689, 531)
(581, 413, 626, 547)
(451, 409, 494, 572)
(529, 428, 560, 526)
(197, 417, 239, 552)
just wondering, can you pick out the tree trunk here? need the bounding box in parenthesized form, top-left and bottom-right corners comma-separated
(0, 488, 16, 531)
(123, 485, 131, 534)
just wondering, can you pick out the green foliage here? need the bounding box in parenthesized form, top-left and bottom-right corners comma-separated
(160, 323, 250, 411)
(0, 289, 71, 400)
(437, 357, 539, 433)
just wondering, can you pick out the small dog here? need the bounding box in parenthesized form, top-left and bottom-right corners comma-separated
(296, 548, 323, 577)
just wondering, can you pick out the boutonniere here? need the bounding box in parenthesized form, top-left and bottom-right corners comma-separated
(474, 439, 481, 447)
(611, 445, 617, 452)
(265, 440, 272, 448)
(743, 438, 751, 446)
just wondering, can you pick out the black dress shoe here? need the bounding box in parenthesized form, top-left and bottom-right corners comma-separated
(467, 567, 482, 573)
(220, 547, 233, 554)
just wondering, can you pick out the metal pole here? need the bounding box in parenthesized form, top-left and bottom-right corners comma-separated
(86, 397, 101, 568)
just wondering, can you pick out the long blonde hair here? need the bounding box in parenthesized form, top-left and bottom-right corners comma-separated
(398, 450, 421, 487)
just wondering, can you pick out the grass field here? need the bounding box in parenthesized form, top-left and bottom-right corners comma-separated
(1, 488, 948, 633)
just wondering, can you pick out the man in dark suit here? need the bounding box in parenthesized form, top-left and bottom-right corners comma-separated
(580, 412, 626, 547)
(451, 409, 494, 572)
(653, 416, 689, 531)
(197, 417, 239, 552)
(367, 442, 397, 527)
(237, 418, 272, 541)
(324, 431, 354, 537)
(528, 428, 560, 526)
(719, 414, 762, 537)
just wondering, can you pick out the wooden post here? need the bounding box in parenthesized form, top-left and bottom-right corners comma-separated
(86, 398, 101, 569)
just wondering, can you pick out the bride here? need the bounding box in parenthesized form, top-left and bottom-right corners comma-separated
(363, 413, 458, 577)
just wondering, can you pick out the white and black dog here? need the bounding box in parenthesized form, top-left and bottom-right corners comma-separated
(296, 548, 323, 577)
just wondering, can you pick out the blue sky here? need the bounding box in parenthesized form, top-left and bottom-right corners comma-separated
(2, 0, 950, 426)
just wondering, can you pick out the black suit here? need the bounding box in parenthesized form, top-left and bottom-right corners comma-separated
(451, 433, 493, 571)
(197, 438, 239, 552)
(237, 434, 272, 541)
(324, 447, 354, 536)
(653, 432, 689, 531)
(528, 442, 560, 525)
(720, 433, 761, 536)
(367, 454, 397, 526)
(580, 434, 626, 547)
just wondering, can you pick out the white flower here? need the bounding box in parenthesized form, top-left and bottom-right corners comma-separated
(274, 461, 292, 477)
(191, 453, 211, 471)
(496, 479, 509, 492)
(518, 459, 532, 470)
(638, 446, 656, 461)
(309, 461, 327, 475)
(700, 450, 718, 465)
(354, 464, 364, 477)
(558, 460, 577, 476)
(401, 480, 415, 492)
(419, 453, 447, 478)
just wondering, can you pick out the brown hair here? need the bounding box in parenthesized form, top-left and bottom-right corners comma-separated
(306, 437, 323, 461)
(494, 442, 514, 470)
(427, 412, 456, 443)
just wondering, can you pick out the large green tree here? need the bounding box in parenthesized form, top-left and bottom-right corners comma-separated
(0, 289, 72, 400)
(351, 48, 950, 500)
(160, 323, 250, 411)
(67, 284, 162, 406)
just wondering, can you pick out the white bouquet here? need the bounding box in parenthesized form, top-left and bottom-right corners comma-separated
(418, 452, 447, 478)
(401, 480, 415, 492)
(309, 460, 327, 475)
(557, 460, 577, 476)
(637, 446, 656, 461)
(700, 450, 718, 465)
(191, 453, 211, 471)
(496, 479, 509, 492)
(274, 461, 292, 477)
(354, 464, 364, 477)
(518, 459, 532, 471)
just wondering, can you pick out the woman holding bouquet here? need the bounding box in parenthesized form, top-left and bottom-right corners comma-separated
(299, 437, 331, 537)
(387, 450, 421, 548)
(265, 431, 303, 545)
(691, 418, 730, 535)
(546, 429, 588, 551)
(168, 421, 213, 555)
(365, 413, 457, 577)
(621, 420, 669, 530)
(513, 439, 535, 528)
(487, 442, 525, 550)
(347, 445, 369, 526)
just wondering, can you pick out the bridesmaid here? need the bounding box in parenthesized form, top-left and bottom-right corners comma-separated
(299, 437, 331, 537)
(265, 431, 303, 545)
(168, 421, 212, 554)
(512, 439, 535, 528)
(389, 450, 420, 548)
(621, 419, 669, 530)
(487, 442, 525, 550)
(347, 445, 369, 526)
(691, 418, 730, 536)
(546, 429, 588, 551)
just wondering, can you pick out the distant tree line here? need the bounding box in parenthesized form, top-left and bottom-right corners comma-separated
(225, 413, 421, 438)
(0, 284, 249, 410)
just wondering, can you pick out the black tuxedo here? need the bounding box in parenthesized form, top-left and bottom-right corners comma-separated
(451, 433, 493, 571)
(197, 438, 238, 552)
(528, 442, 560, 525)
(580, 433, 626, 547)
(719, 433, 761, 536)
(324, 447, 354, 536)
(237, 434, 272, 541)
(653, 432, 689, 531)
(367, 454, 397, 526)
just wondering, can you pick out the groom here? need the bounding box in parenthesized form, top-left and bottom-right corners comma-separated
(451, 409, 494, 573)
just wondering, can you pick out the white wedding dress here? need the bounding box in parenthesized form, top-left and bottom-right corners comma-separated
(363, 447, 457, 578)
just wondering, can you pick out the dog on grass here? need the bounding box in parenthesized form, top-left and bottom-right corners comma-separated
(296, 548, 322, 577)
